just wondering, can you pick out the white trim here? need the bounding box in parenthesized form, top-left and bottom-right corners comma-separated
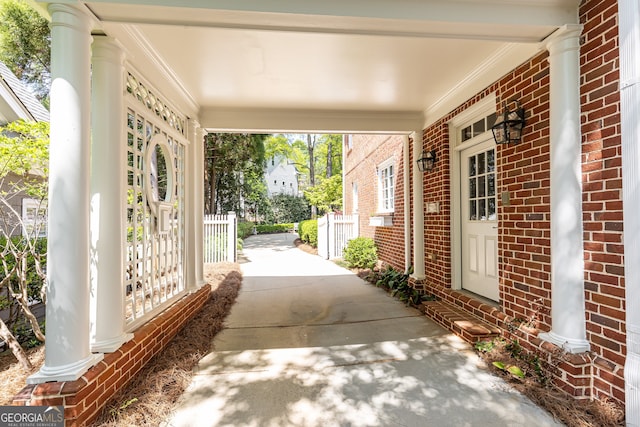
(376, 157, 396, 214)
(449, 100, 497, 292)
(449, 94, 497, 130)
(201, 107, 423, 134)
(121, 25, 199, 116)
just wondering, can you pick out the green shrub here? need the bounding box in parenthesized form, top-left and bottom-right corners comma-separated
(0, 236, 47, 306)
(298, 219, 318, 247)
(343, 237, 377, 269)
(255, 223, 293, 234)
(373, 265, 422, 306)
(269, 194, 310, 223)
(237, 221, 256, 239)
(0, 236, 47, 346)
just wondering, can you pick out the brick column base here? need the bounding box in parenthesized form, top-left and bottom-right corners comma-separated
(12, 284, 211, 426)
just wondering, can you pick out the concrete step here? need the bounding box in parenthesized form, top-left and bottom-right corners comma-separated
(423, 300, 501, 344)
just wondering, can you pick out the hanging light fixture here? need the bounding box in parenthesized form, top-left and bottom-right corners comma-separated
(417, 149, 437, 172)
(491, 101, 526, 144)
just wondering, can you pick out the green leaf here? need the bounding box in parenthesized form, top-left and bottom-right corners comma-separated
(492, 361, 506, 370)
(507, 365, 526, 379)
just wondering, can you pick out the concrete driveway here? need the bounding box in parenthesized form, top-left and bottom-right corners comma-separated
(168, 233, 563, 427)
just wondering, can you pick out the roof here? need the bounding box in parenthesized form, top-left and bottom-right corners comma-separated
(0, 60, 49, 123)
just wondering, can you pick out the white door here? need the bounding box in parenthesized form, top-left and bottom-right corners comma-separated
(461, 139, 499, 301)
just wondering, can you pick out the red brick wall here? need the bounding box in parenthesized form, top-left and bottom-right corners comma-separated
(344, 134, 406, 271)
(412, 0, 624, 406)
(13, 285, 211, 426)
(421, 124, 453, 289)
(579, 0, 625, 403)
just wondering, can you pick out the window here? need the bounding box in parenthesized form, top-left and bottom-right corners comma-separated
(460, 112, 497, 143)
(22, 198, 47, 237)
(468, 148, 496, 221)
(377, 159, 395, 213)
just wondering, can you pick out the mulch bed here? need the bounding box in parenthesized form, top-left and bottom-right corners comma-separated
(94, 263, 241, 426)
(294, 238, 318, 255)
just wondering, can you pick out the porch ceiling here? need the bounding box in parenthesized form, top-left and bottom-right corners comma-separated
(73, 1, 578, 132)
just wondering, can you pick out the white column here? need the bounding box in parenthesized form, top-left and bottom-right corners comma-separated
(28, 4, 103, 384)
(412, 130, 426, 279)
(185, 119, 201, 291)
(195, 128, 206, 285)
(538, 24, 589, 354)
(403, 134, 412, 273)
(619, 0, 640, 422)
(89, 36, 133, 353)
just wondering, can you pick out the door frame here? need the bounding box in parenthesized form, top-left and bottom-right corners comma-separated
(449, 95, 496, 292)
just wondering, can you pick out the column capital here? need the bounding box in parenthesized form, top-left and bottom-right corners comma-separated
(92, 36, 125, 65)
(545, 24, 583, 54)
(48, 3, 93, 31)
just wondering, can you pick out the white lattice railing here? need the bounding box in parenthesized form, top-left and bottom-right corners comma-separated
(317, 213, 359, 259)
(203, 212, 237, 263)
(124, 70, 187, 330)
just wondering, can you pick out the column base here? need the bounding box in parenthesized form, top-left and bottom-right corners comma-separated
(538, 331, 590, 354)
(27, 353, 103, 384)
(91, 332, 134, 353)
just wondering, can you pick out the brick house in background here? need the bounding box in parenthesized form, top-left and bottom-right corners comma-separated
(345, 0, 631, 413)
(0, 61, 49, 237)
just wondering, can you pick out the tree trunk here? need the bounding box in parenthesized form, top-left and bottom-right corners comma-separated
(307, 134, 317, 218)
(326, 138, 332, 178)
(0, 318, 32, 370)
(15, 255, 45, 342)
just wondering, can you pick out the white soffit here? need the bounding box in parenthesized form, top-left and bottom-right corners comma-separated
(80, 1, 576, 132)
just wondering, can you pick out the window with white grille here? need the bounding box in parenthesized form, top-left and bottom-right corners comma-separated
(377, 159, 395, 213)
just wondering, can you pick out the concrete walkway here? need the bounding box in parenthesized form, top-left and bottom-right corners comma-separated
(168, 233, 563, 427)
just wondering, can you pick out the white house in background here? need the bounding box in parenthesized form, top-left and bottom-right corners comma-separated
(0, 61, 50, 237)
(265, 155, 300, 197)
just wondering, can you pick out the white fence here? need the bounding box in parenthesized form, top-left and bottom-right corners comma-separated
(317, 213, 359, 259)
(203, 212, 237, 263)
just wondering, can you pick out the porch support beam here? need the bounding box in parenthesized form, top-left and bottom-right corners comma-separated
(619, 0, 640, 421)
(411, 130, 425, 280)
(29, 3, 103, 383)
(538, 24, 589, 354)
(89, 36, 133, 353)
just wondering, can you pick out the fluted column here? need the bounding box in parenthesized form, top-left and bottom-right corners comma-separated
(89, 36, 133, 353)
(619, 0, 640, 422)
(538, 24, 590, 354)
(403, 134, 412, 273)
(29, 3, 103, 383)
(412, 130, 425, 279)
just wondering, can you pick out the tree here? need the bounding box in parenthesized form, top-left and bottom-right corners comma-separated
(314, 134, 342, 179)
(0, 0, 51, 107)
(0, 119, 49, 369)
(304, 174, 343, 215)
(268, 194, 310, 223)
(204, 133, 268, 216)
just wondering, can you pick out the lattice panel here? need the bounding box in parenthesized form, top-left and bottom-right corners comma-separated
(124, 78, 186, 328)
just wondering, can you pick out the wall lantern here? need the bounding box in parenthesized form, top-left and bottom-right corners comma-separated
(491, 101, 526, 144)
(417, 149, 437, 172)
